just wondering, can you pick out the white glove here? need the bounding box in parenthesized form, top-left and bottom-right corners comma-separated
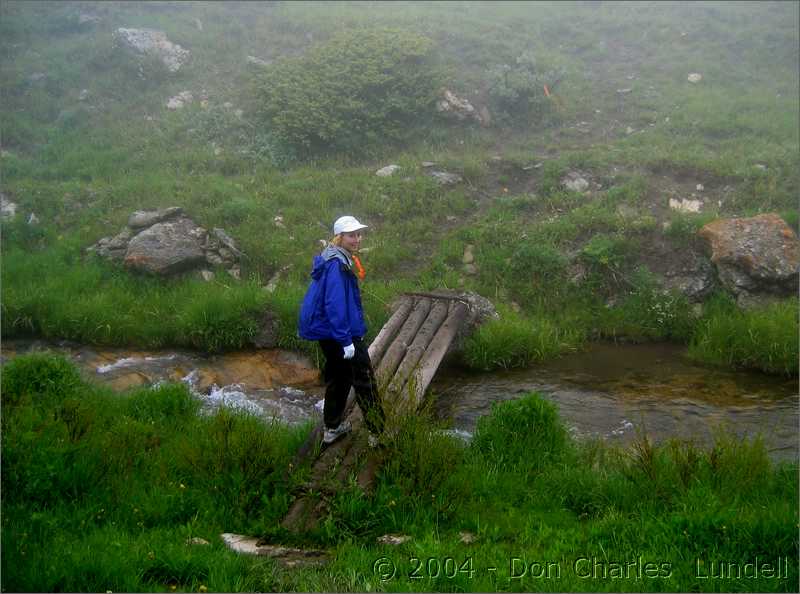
(343, 343, 355, 359)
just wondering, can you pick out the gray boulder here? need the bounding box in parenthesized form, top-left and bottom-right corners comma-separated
(125, 217, 207, 275)
(661, 254, 717, 302)
(89, 208, 244, 278)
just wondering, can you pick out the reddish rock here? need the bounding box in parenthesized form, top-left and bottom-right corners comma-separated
(698, 213, 799, 306)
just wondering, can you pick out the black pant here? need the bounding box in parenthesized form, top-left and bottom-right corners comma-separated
(319, 338, 384, 435)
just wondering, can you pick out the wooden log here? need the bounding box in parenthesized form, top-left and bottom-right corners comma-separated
(368, 297, 413, 363)
(376, 298, 431, 385)
(385, 300, 449, 398)
(409, 302, 469, 408)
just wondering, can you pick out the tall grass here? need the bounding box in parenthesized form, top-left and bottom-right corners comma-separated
(1, 246, 268, 352)
(688, 294, 799, 376)
(461, 305, 584, 370)
(1, 354, 796, 592)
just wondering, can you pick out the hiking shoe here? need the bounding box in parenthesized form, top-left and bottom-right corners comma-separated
(323, 420, 352, 445)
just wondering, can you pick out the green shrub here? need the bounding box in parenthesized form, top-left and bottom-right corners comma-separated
(1, 352, 83, 407)
(580, 233, 630, 270)
(126, 383, 199, 425)
(596, 267, 696, 341)
(487, 50, 564, 126)
(471, 392, 570, 473)
(255, 28, 441, 156)
(503, 240, 571, 307)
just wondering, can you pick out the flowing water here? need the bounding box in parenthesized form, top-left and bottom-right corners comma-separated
(3, 339, 797, 460)
(430, 342, 799, 460)
(1, 339, 326, 424)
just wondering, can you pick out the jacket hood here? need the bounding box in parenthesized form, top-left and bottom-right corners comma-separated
(310, 244, 352, 280)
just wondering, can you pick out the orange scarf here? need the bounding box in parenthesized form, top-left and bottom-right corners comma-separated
(352, 254, 366, 281)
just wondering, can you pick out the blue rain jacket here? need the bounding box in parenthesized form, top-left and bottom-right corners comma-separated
(298, 245, 367, 346)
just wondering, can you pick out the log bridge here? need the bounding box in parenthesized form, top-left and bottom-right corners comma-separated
(279, 291, 475, 533)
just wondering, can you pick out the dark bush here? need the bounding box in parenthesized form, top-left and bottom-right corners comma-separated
(487, 50, 564, 126)
(1, 352, 83, 407)
(254, 28, 442, 156)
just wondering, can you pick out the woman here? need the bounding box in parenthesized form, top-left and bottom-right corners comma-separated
(298, 215, 384, 446)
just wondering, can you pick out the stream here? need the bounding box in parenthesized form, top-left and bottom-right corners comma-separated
(431, 342, 798, 461)
(3, 339, 797, 461)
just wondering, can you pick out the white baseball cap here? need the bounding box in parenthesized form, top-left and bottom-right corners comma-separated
(333, 215, 368, 235)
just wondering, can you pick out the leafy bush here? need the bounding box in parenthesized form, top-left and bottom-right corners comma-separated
(506, 241, 569, 305)
(471, 392, 571, 473)
(1, 352, 83, 407)
(580, 233, 630, 270)
(597, 266, 696, 341)
(255, 28, 441, 156)
(487, 50, 564, 126)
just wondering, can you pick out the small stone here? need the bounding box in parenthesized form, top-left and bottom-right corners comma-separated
(227, 266, 241, 280)
(273, 216, 285, 228)
(377, 534, 411, 546)
(696, 184, 704, 192)
(626, 126, 635, 135)
(616, 88, 633, 94)
(669, 198, 702, 213)
(462, 245, 475, 265)
(79, 89, 90, 101)
(429, 171, 462, 185)
(459, 531, 478, 544)
(200, 270, 214, 282)
(166, 91, 193, 110)
(754, 164, 767, 171)
(375, 164, 400, 177)
(1, 194, 18, 220)
(562, 172, 589, 192)
(188, 537, 210, 546)
(247, 55, 270, 67)
(687, 73, 702, 83)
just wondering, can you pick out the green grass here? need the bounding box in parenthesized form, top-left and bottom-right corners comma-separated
(688, 293, 800, 376)
(2, 353, 797, 592)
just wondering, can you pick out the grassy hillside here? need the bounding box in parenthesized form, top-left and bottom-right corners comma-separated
(1, 1, 798, 374)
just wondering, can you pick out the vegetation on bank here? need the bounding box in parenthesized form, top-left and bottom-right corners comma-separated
(2, 353, 797, 592)
(1, 0, 798, 376)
